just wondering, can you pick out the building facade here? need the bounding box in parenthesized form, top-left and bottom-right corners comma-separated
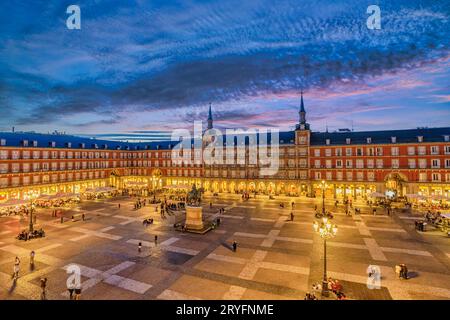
(0, 95, 449, 202)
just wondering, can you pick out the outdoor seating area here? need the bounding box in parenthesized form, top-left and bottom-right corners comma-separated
(34, 193, 80, 208)
(0, 199, 30, 216)
(82, 187, 119, 200)
(424, 211, 450, 235)
(406, 194, 450, 211)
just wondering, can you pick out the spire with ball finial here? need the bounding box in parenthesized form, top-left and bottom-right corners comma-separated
(207, 102, 213, 130)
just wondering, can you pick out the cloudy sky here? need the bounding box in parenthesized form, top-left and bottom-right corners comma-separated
(0, 0, 449, 141)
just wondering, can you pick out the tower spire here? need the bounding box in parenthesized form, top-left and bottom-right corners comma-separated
(207, 103, 213, 130)
(296, 90, 309, 130)
(300, 90, 305, 114)
(299, 90, 306, 125)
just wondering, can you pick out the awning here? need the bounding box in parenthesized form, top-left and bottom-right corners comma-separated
(0, 199, 29, 208)
(405, 194, 427, 200)
(369, 192, 385, 198)
(163, 184, 191, 190)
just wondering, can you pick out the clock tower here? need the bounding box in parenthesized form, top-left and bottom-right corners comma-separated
(294, 91, 312, 196)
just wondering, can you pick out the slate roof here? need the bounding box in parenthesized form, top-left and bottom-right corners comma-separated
(0, 132, 174, 150)
(0, 127, 448, 150)
(310, 127, 450, 146)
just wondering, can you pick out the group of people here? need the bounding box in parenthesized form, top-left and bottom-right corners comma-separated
(35, 198, 79, 209)
(0, 205, 31, 217)
(304, 292, 318, 300)
(16, 228, 45, 241)
(241, 192, 251, 201)
(424, 210, 450, 234)
(310, 278, 346, 300)
(425, 210, 445, 225)
(11, 253, 50, 300)
(133, 198, 147, 210)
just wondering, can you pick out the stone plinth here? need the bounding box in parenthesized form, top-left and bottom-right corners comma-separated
(185, 206, 204, 230)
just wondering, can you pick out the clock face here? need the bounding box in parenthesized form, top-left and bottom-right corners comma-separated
(300, 124, 305, 130)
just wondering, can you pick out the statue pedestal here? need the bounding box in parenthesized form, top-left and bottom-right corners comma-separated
(185, 206, 204, 230)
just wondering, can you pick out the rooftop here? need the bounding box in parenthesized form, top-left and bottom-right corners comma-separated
(0, 126, 449, 150)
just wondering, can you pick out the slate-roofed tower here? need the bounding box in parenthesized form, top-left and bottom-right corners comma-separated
(207, 103, 213, 130)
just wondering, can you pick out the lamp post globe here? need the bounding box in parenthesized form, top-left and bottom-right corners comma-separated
(313, 217, 338, 298)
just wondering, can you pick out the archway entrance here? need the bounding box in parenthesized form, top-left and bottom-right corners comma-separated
(385, 173, 407, 199)
(151, 169, 162, 190)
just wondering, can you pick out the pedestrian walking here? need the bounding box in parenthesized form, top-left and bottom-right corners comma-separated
(82, 213, 85, 221)
(138, 242, 142, 253)
(67, 279, 75, 300)
(232, 241, 237, 252)
(209, 202, 212, 209)
(30, 250, 35, 270)
(74, 284, 82, 300)
(60, 216, 64, 224)
(290, 212, 294, 221)
(118, 203, 121, 209)
(372, 208, 377, 216)
(40, 277, 47, 300)
(154, 235, 158, 246)
(395, 264, 401, 279)
(400, 264, 408, 279)
(13, 256, 20, 280)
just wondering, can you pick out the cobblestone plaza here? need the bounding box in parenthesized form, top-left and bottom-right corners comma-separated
(1, 194, 449, 300)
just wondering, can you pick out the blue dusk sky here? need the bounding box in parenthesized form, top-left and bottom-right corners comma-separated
(0, 0, 449, 141)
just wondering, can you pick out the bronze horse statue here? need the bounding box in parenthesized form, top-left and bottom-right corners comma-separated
(186, 184, 204, 207)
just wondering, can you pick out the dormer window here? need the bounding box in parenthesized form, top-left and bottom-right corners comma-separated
(21, 140, 28, 147)
(326, 139, 330, 145)
(0, 139, 5, 146)
(65, 142, 72, 148)
(79, 143, 85, 149)
(346, 138, 351, 145)
(366, 137, 372, 144)
(49, 141, 56, 147)
(418, 136, 423, 143)
(32, 140, 38, 147)
(444, 135, 449, 142)
(103, 144, 108, 149)
(391, 137, 397, 143)
(92, 144, 98, 149)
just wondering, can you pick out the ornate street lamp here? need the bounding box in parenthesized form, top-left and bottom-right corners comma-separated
(313, 217, 338, 297)
(28, 199, 35, 232)
(321, 180, 327, 214)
